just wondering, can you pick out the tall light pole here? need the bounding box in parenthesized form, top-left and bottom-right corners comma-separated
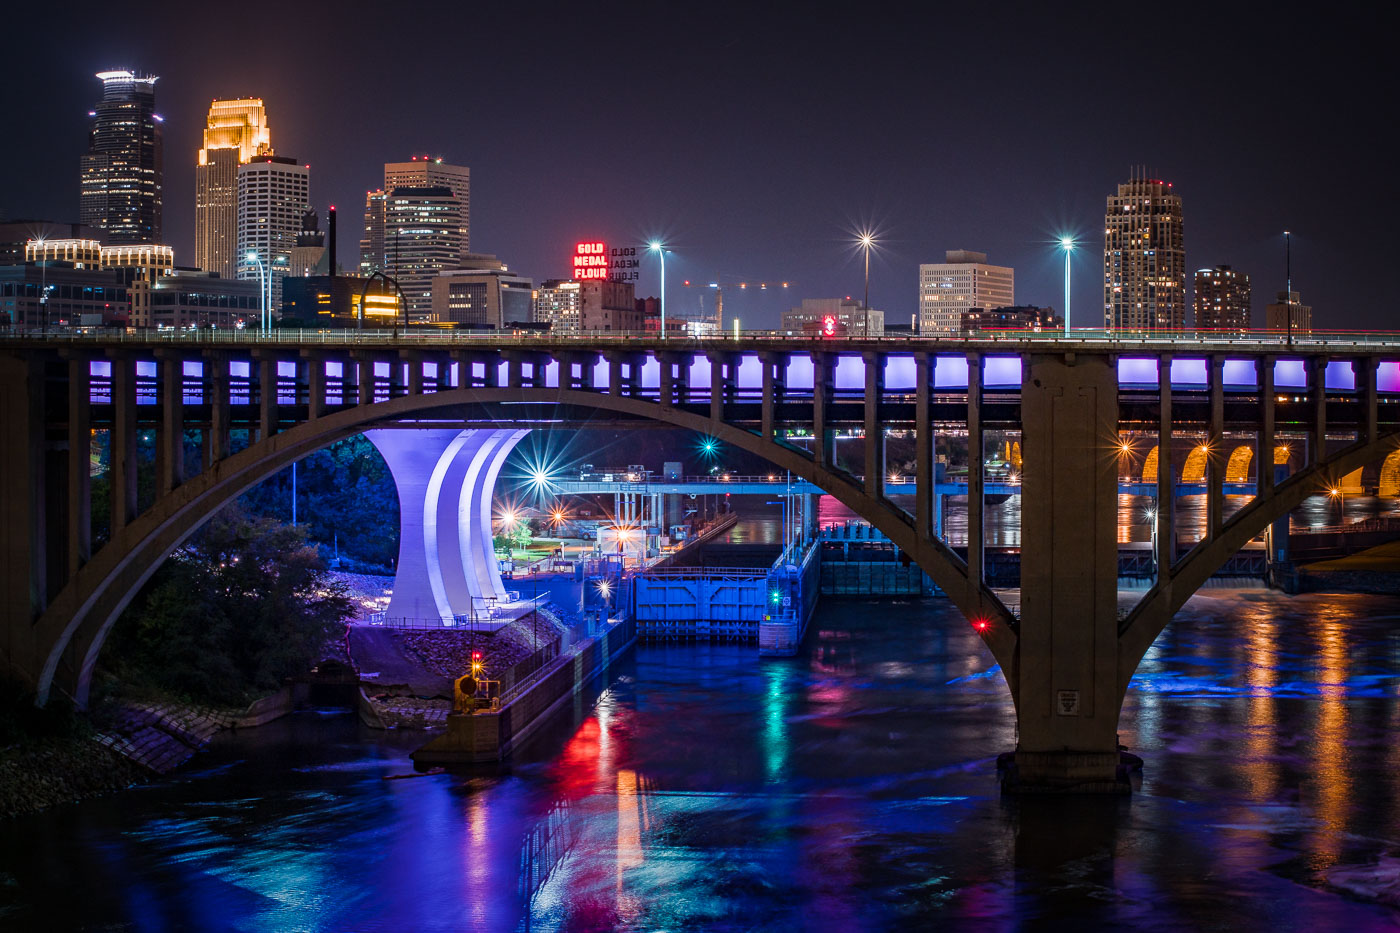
(1060, 236, 1075, 338)
(858, 232, 874, 337)
(246, 251, 267, 333)
(649, 241, 666, 337)
(1284, 230, 1293, 347)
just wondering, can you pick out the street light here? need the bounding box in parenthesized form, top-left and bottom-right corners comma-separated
(1059, 236, 1075, 338)
(649, 241, 667, 337)
(1328, 485, 1344, 524)
(857, 232, 875, 337)
(245, 251, 267, 333)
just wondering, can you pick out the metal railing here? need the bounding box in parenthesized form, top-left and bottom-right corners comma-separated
(8, 326, 1400, 350)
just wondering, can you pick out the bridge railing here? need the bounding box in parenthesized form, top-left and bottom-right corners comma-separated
(9, 326, 1400, 348)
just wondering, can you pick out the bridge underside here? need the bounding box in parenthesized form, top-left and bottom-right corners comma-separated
(4, 337, 1399, 793)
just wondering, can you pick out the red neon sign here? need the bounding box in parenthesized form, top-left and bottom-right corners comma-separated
(823, 315, 836, 337)
(573, 241, 609, 281)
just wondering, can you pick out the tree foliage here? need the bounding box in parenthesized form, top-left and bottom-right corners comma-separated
(237, 434, 400, 570)
(103, 506, 352, 707)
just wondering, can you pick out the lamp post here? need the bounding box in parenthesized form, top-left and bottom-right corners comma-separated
(1060, 236, 1075, 338)
(1284, 230, 1293, 347)
(649, 241, 666, 337)
(858, 232, 874, 337)
(245, 251, 267, 333)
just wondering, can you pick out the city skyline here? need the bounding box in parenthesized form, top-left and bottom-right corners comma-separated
(1, 5, 1388, 329)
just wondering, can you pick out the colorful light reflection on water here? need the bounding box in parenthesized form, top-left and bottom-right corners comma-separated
(4, 592, 1400, 929)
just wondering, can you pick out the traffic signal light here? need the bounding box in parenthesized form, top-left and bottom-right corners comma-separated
(471, 650, 483, 676)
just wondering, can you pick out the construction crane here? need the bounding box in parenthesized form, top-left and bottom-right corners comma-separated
(680, 277, 793, 333)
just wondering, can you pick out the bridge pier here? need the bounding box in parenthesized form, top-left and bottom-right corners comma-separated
(1008, 353, 1128, 793)
(364, 428, 527, 624)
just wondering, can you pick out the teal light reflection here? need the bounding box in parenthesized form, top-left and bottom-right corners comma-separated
(763, 665, 790, 785)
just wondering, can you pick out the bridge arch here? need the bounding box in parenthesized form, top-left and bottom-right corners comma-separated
(1142, 445, 1158, 483)
(33, 387, 1010, 707)
(1225, 445, 1253, 483)
(1118, 434, 1400, 689)
(1380, 449, 1400, 498)
(1181, 444, 1208, 483)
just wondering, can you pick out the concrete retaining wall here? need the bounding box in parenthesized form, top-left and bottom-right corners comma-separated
(411, 617, 636, 765)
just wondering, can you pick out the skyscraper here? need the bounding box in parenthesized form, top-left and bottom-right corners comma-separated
(196, 99, 271, 278)
(1193, 265, 1251, 333)
(381, 187, 464, 320)
(916, 250, 1014, 335)
(79, 71, 163, 244)
(1103, 171, 1186, 331)
(384, 157, 470, 254)
(237, 155, 309, 313)
(359, 158, 470, 321)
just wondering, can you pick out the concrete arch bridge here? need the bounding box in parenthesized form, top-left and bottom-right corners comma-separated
(3, 332, 1399, 791)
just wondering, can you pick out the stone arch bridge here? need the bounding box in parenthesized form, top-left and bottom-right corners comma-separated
(3, 333, 1399, 791)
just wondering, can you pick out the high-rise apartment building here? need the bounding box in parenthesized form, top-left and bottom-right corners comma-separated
(378, 187, 463, 321)
(80, 71, 163, 245)
(360, 157, 470, 319)
(917, 251, 1014, 335)
(1193, 265, 1251, 333)
(1265, 290, 1312, 336)
(1103, 172, 1186, 331)
(236, 155, 309, 312)
(533, 279, 582, 332)
(195, 99, 272, 278)
(383, 157, 470, 252)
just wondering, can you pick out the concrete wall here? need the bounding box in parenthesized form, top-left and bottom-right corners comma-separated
(412, 617, 636, 764)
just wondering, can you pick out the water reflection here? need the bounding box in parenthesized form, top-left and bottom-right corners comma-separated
(6, 593, 1400, 929)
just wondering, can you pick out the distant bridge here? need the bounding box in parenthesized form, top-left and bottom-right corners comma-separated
(4, 330, 1400, 792)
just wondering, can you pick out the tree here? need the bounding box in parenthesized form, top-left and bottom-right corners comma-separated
(102, 505, 352, 707)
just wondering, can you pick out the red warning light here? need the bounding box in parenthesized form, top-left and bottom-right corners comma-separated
(472, 651, 482, 661)
(973, 619, 989, 633)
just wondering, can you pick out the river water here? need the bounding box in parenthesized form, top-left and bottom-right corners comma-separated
(4, 588, 1400, 930)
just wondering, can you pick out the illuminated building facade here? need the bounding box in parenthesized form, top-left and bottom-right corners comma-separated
(79, 71, 162, 245)
(431, 255, 532, 328)
(533, 279, 581, 332)
(195, 99, 272, 278)
(1193, 265, 1251, 333)
(917, 251, 1014, 335)
(15, 238, 174, 327)
(360, 159, 470, 321)
(1265, 290, 1312, 336)
(383, 157, 470, 249)
(236, 155, 310, 312)
(98, 244, 175, 327)
(149, 268, 260, 329)
(1103, 172, 1186, 331)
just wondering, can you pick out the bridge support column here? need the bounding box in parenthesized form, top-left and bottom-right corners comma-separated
(0, 354, 46, 685)
(66, 356, 91, 579)
(365, 428, 528, 624)
(1009, 352, 1127, 793)
(965, 352, 983, 599)
(810, 352, 832, 470)
(863, 352, 884, 500)
(109, 353, 137, 532)
(915, 354, 935, 540)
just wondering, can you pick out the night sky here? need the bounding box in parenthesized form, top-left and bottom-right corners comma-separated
(2, 3, 1391, 330)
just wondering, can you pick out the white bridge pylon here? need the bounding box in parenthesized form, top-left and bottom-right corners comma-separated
(365, 427, 529, 624)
